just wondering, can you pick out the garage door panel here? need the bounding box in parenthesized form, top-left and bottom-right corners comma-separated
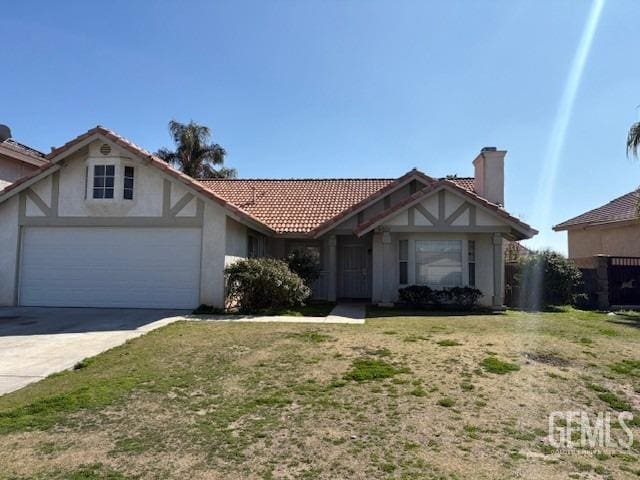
(20, 227, 202, 309)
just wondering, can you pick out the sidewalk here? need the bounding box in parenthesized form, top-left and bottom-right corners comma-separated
(188, 303, 366, 324)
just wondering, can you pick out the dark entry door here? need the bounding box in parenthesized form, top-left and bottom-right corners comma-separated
(340, 244, 370, 298)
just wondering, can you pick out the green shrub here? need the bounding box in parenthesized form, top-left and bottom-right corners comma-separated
(225, 258, 311, 313)
(286, 248, 321, 286)
(397, 285, 482, 310)
(515, 250, 583, 309)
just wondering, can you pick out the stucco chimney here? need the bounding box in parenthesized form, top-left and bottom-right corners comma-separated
(473, 147, 505, 206)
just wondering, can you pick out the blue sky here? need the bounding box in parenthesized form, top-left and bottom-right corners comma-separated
(2, 1, 638, 252)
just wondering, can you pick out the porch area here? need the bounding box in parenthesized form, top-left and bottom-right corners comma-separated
(267, 230, 507, 308)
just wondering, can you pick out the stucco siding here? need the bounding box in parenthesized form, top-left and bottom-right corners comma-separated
(58, 143, 164, 217)
(0, 196, 19, 306)
(568, 224, 640, 261)
(225, 217, 248, 266)
(0, 138, 232, 308)
(200, 203, 227, 307)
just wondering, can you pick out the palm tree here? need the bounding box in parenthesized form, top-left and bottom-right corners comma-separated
(627, 121, 640, 158)
(627, 119, 640, 214)
(156, 120, 236, 178)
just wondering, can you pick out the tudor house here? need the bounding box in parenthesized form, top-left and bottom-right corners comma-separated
(0, 127, 537, 310)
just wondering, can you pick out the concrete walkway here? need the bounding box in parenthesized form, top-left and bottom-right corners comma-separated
(188, 303, 366, 325)
(326, 302, 366, 323)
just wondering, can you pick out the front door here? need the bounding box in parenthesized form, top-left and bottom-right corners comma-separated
(340, 244, 370, 299)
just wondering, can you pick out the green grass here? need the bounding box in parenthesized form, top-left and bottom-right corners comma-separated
(436, 339, 462, 347)
(11, 463, 131, 479)
(437, 398, 455, 408)
(343, 359, 410, 382)
(1, 308, 640, 479)
(287, 331, 334, 343)
(480, 356, 520, 375)
(609, 359, 640, 376)
(598, 391, 632, 411)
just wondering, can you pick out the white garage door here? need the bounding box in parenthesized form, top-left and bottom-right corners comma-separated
(20, 227, 202, 309)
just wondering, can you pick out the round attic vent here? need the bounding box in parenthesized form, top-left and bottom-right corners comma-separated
(99, 143, 111, 155)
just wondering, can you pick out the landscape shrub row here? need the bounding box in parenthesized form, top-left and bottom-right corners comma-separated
(398, 285, 482, 310)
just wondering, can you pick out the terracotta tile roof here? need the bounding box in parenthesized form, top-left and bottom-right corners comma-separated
(445, 177, 475, 192)
(0, 126, 527, 238)
(554, 190, 640, 230)
(199, 179, 395, 234)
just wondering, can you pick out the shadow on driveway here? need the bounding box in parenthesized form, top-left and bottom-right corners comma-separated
(0, 307, 190, 336)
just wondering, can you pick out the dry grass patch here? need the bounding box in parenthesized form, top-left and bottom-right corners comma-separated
(0, 310, 640, 479)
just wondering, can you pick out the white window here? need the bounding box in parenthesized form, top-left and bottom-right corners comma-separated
(93, 165, 115, 199)
(468, 240, 476, 287)
(398, 239, 408, 285)
(415, 240, 462, 288)
(123, 166, 135, 200)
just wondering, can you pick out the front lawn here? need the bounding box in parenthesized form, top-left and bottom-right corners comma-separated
(1, 309, 640, 479)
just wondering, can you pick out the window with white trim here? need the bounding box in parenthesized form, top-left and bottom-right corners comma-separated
(398, 239, 408, 285)
(415, 240, 462, 288)
(123, 166, 135, 200)
(93, 165, 115, 199)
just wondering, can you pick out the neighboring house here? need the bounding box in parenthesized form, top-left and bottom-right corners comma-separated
(0, 126, 537, 310)
(553, 190, 640, 268)
(0, 125, 48, 190)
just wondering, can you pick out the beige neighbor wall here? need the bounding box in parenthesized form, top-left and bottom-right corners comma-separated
(0, 156, 38, 190)
(568, 225, 640, 266)
(0, 138, 230, 308)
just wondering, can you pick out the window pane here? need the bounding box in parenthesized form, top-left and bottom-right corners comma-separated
(399, 262, 408, 284)
(124, 178, 134, 189)
(105, 165, 115, 176)
(93, 188, 104, 199)
(94, 177, 104, 187)
(94, 165, 105, 176)
(105, 177, 114, 188)
(104, 188, 114, 199)
(399, 239, 408, 261)
(415, 240, 462, 288)
(124, 189, 133, 200)
(469, 263, 476, 287)
(124, 166, 134, 178)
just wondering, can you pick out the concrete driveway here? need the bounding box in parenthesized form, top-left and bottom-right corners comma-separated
(0, 307, 188, 395)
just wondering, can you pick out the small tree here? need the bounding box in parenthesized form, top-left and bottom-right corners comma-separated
(225, 258, 310, 312)
(286, 248, 321, 287)
(516, 250, 583, 309)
